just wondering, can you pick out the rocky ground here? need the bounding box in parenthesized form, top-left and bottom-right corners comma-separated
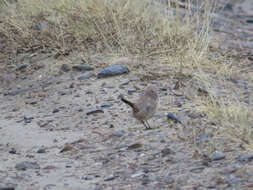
(0, 0, 253, 190)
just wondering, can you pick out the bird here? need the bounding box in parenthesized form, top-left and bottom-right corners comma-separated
(120, 85, 158, 130)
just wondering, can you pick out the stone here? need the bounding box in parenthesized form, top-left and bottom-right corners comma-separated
(52, 108, 59, 113)
(104, 174, 116, 181)
(237, 154, 253, 162)
(37, 148, 46, 154)
(0, 188, 15, 190)
(167, 112, 182, 123)
(101, 103, 113, 108)
(161, 147, 175, 157)
(131, 172, 145, 178)
(97, 65, 129, 78)
(210, 151, 225, 161)
(72, 64, 94, 71)
(86, 109, 104, 115)
(16, 63, 29, 71)
(60, 64, 71, 72)
(24, 115, 34, 123)
(15, 161, 40, 171)
(77, 73, 94, 80)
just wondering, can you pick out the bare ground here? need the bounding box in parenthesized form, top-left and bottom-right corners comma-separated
(0, 1, 253, 190)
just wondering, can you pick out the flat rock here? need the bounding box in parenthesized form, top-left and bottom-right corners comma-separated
(60, 64, 71, 72)
(210, 151, 225, 161)
(72, 64, 94, 71)
(0, 187, 15, 190)
(86, 109, 104, 115)
(15, 161, 40, 171)
(237, 154, 253, 162)
(16, 63, 29, 71)
(77, 73, 94, 80)
(97, 65, 129, 78)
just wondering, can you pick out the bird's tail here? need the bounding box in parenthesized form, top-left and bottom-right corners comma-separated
(120, 97, 139, 112)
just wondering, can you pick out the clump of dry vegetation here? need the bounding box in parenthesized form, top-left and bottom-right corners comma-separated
(0, 0, 212, 66)
(0, 0, 252, 149)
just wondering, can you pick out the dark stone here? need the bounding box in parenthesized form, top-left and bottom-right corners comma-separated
(101, 103, 113, 108)
(167, 112, 182, 124)
(246, 19, 253, 24)
(77, 73, 94, 80)
(9, 148, 17, 154)
(52, 108, 59, 113)
(237, 154, 253, 162)
(161, 147, 175, 157)
(224, 3, 233, 11)
(37, 148, 46, 153)
(210, 151, 225, 161)
(16, 63, 29, 71)
(86, 109, 104, 115)
(72, 64, 94, 71)
(24, 115, 34, 123)
(198, 87, 208, 95)
(0, 188, 15, 190)
(60, 64, 71, 72)
(15, 161, 40, 170)
(97, 65, 129, 78)
(104, 174, 116, 181)
(190, 166, 205, 173)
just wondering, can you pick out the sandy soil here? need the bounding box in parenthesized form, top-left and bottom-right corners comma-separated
(0, 0, 253, 190)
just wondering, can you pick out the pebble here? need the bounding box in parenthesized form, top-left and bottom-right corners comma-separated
(131, 172, 145, 178)
(0, 188, 15, 190)
(77, 73, 94, 80)
(161, 147, 175, 157)
(52, 108, 60, 113)
(9, 148, 17, 154)
(24, 115, 34, 123)
(196, 133, 212, 143)
(72, 64, 94, 71)
(111, 130, 125, 137)
(210, 151, 225, 161)
(60, 64, 71, 72)
(15, 161, 40, 171)
(74, 106, 83, 112)
(16, 63, 29, 71)
(97, 65, 129, 78)
(237, 154, 253, 162)
(190, 166, 205, 173)
(167, 112, 182, 123)
(104, 174, 116, 181)
(228, 177, 243, 185)
(86, 109, 104, 115)
(101, 103, 113, 108)
(37, 148, 46, 154)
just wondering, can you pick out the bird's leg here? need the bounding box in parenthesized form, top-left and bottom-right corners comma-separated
(145, 120, 152, 129)
(142, 120, 152, 130)
(141, 120, 150, 130)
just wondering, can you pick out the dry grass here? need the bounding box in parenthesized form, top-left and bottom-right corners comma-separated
(0, 0, 252, 148)
(0, 0, 212, 66)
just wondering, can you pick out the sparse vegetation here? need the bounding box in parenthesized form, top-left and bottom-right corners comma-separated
(1, 0, 252, 147)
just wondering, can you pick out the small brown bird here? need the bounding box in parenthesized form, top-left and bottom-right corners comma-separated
(120, 85, 158, 129)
